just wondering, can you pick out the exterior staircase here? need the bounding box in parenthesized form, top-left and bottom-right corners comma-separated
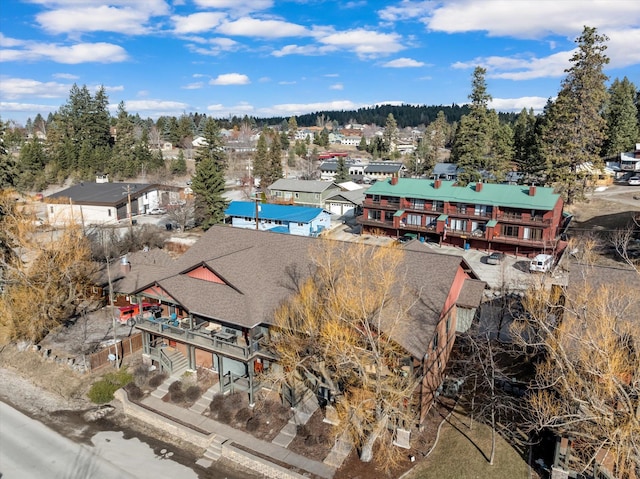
(195, 435, 228, 468)
(150, 349, 189, 399)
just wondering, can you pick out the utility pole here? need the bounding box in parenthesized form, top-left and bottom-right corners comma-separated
(123, 184, 135, 236)
(254, 195, 260, 230)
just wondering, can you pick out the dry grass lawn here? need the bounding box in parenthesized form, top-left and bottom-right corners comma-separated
(403, 409, 529, 479)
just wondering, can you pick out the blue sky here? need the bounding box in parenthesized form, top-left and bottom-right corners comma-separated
(1, 0, 639, 126)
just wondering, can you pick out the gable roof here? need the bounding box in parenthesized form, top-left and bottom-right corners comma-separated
(126, 226, 483, 356)
(47, 182, 160, 206)
(268, 179, 339, 193)
(225, 201, 328, 223)
(366, 178, 561, 211)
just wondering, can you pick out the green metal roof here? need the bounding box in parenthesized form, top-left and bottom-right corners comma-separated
(393, 210, 405, 217)
(437, 214, 448, 221)
(486, 220, 498, 227)
(367, 179, 561, 211)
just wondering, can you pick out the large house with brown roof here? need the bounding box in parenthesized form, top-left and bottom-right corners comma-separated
(115, 226, 484, 424)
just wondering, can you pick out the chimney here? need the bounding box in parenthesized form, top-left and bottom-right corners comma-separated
(390, 175, 398, 185)
(529, 185, 537, 196)
(476, 181, 483, 192)
(120, 256, 131, 274)
(434, 178, 442, 189)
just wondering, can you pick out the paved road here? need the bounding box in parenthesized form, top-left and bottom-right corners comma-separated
(0, 401, 203, 479)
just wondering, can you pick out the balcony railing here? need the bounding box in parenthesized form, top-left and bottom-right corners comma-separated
(497, 213, 550, 225)
(135, 315, 272, 361)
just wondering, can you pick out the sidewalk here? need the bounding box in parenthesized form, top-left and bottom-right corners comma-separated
(121, 391, 337, 479)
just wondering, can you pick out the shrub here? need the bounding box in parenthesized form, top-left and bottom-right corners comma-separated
(170, 389, 185, 404)
(210, 394, 225, 412)
(297, 424, 310, 439)
(185, 385, 201, 402)
(148, 373, 167, 388)
(235, 407, 252, 425)
(217, 407, 232, 424)
(133, 365, 149, 386)
(246, 416, 260, 432)
(126, 384, 144, 401)
(87, 368, 133, 404)
(168, 380, 183, 393)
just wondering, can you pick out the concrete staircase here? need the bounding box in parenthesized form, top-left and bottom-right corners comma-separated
(150, 350, 189, 399)
(189, 381, 219, 414)
(272, 392, 319, 448)
(195, 435, 228, 468)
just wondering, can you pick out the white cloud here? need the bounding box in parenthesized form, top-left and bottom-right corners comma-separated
(172, 12, 227, 34)
(52, 73, 79, 80)
(452, 50, 574, 80)
(489, 96, 549, 113)
(209, 73, 250, 85)
(607, 29, 640, 68)
(193, 0, 273, 12)
(425, 0, 640, 39)
(0, 77, 72, 99)
(278, 81, 297, 85)
(258, 100, 364, 117)
(217, 17, 308, 38)
(318, 29, 404, 59)
(36, 5, 162, 35)
(329, 83, 344, 90)
(207, 101, 255, 114)
(271, 44, 335, 57)
(382, 57, 425, 68)
(378, 1, 435, 22)
(182, 82, 204, 90)
(117, 100, 191, 117)
(186, 37, 240, 56)
(0, 40, 128, 64)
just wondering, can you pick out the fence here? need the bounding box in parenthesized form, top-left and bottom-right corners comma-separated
(88, 333, 143, 371)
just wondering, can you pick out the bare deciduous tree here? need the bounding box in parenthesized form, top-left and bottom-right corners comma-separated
(266, 241, 421, 470)
(512, 266, 640, 478)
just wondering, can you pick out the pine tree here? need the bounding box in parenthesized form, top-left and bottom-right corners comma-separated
(383, 113, 399, 156)
(0, 119, 18, 188)
(261, 131, 283, 188)
(541, 26, 609, 204)
(451, 67, 494, 184)
(602, 77, 639, 158)
(253, 129, 269, 187)
(335, 157, 350, 182)
(111, 101, 137, 178)
(191, 118, 228, 229)
(170, 150, 187, 175)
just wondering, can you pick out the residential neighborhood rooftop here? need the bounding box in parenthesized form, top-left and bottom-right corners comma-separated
(225, 201, 328, 223)
(47, 182, 158, 205)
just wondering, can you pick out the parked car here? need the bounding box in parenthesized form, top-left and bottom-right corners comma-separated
(396, 233, 418, 244)
(149, 207, 167, 215)
(486, 252, 506, 265)
(628, 176, 640, 186)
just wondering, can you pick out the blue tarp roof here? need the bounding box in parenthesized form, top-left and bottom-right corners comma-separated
(225, 201, 327, 223)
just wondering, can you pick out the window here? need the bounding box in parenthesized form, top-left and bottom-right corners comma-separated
(406, 214, 421, 226)
(425, 216, 437, 227)
(410, 198, 425, 209)
(50, 206, 54, 214)
(431, 201, 443, 211)
(523, 227, 543, 240)
(446, 315, 452, 334)
(107, 209, 111, 217)
(369, 210, 381, 221)
(294, 193, 299, 199)
(474, 204, 492, 216)
(432, 332, 439, 350)
(502, 225, 519, 237)
(450, 218, 467, 231)
(456, 204, 467, 214)
(372, 195, 380, 202)
(315, 193, 320, 199)
(275, 191, 282, 197)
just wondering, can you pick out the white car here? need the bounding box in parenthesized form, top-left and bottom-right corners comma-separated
(628, 176, 640, 186)
(149, 207, 167, 215)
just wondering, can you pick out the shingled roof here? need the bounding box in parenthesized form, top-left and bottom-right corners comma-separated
(127, 226, 483, 357)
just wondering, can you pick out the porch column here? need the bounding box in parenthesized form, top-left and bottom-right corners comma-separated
(187, 344, 195, 370)
(217, 355, 224, 393)
(248, 363, 255, 406)
(142, 332, 150, 354)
